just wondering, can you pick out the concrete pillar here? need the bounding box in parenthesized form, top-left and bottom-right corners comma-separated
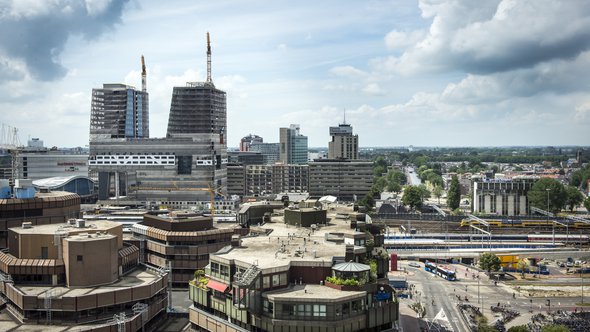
(519, 195, 527, 215)
(507, 195, 515, 216)
(115, 172, 120, 199)
(98, 172, 111, 200)
(496, 194, 503, 215)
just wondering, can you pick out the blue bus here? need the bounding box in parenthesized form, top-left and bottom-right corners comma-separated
(425, 261, 456, 281)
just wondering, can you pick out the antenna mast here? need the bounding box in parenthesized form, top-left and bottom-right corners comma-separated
(141, 55, 147, 93)
(206, 32, 212, 83)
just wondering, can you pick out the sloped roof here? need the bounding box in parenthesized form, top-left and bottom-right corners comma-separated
(332, 261, 370, 272)
(33, 175, 93, 189)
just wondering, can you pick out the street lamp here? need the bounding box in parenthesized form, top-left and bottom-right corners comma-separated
(580, 269, 584, 305)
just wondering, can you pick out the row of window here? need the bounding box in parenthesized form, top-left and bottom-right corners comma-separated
(90, 160, 175, 165)
(96, 155, 174, 160)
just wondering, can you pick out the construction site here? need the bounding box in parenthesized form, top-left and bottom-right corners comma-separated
(88, 33, 228, 210)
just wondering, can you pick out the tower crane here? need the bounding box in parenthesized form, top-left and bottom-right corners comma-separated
(141, 55, 147, 93)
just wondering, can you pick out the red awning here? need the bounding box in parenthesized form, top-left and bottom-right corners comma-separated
(207, 279, 230, 293)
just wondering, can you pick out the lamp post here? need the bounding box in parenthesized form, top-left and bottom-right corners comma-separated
(582, 271, 585, 305)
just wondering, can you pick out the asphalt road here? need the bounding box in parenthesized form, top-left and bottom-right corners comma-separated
(399, 260, 590, 331)
(400, 261, 470, 331)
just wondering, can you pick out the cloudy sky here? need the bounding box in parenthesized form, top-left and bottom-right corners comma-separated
(1, 0, 589, 148)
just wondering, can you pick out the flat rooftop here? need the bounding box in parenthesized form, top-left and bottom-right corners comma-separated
(12, 220, 120, 235)
(212, 206, 361, 270)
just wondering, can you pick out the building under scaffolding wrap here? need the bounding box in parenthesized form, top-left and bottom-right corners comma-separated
(90, 83, 149, 141)
(88, 34, 228, 207)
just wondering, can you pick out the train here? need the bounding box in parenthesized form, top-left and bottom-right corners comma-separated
(385, 233, 589, 245)
(460, 218, 590, 229)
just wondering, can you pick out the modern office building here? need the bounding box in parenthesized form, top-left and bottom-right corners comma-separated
(13, 139, 89, 181)
(228, 151, 264, 166)
(271, 163, 308, 194)
(240, 134, 263, 152)
(89, 35, 228, 207)
(328, 123, 358, 160)
(279, 125, 308, 165)
(245, 165, 274, 196)
(308, 160, 373, 201)
(0, 219, 168, 329)
(188, 213, 397, 331)
(227, 164, 247, 197)
(90, 83, 149, 141)
(130, 212, 241, 286)
(250, 142, 280, 165)
(472, 176, 538, 216)
(238, 164, 309, 197)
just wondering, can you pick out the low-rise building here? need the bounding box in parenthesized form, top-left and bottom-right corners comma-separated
(188, 214, 398, 332)
(0, 219, 167, 330)
(131, 212, 242, 286)
(0, 190, 81, 248)
(472, 176, 538, 216)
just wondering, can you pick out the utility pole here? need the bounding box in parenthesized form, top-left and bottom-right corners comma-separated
(545, 188, 555, 245)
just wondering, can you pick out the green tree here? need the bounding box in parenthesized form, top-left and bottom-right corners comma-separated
(359, 191, 376, 211)
(409, 301, 426, 318)
(387, 170, 407, 185)
(517, 259, 529, 278)
(540, 324, 570, 332)
(418, 184, 431, 200)
(564, 186, 584, 212)
(507, 325, 530, 332)
(372, 176, 388, 193)
(478, 252, 501, 272)
(414, 156, 428, 168)
(570, 164, 590, 190)
(584, 197, 590, 212)
(387, 182, 402, 193)
(432, 185, 443, 204)
(447, 175, 461, 210)
(402, 186, 424, 211)
(528, 178, 566, 214)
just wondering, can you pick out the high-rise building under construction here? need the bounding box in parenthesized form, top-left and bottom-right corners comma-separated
(90, 56, 149, 141)
(89, 34, 228, 207)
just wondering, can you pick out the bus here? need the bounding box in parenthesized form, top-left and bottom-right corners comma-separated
(424, 261, 457, 281)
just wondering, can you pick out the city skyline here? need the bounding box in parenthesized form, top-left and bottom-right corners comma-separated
(1, 0, 590, 148)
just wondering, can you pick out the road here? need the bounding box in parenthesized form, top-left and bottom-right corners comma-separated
(406, 167, 421, 186)
(400, 261, 470, 332)
(399, 260, 590, 331)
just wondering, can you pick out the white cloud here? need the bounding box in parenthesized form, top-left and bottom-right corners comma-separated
(329, 65, 366, 78)
(384, 30, 425, 51)
(575, 102, 590, 122)
(362, 83, 385, 96)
